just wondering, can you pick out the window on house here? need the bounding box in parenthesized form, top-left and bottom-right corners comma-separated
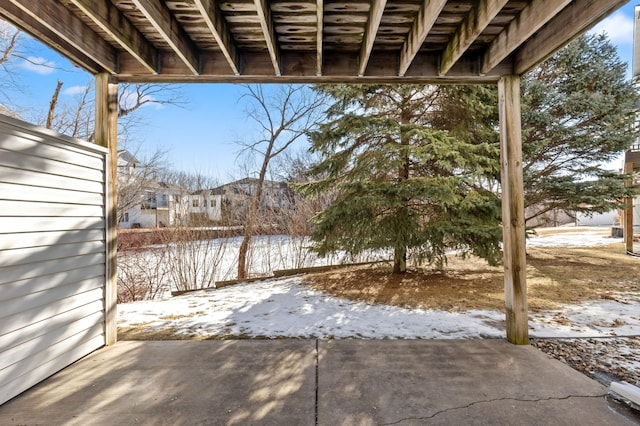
(192, 199, 199, 208)
(210, 199, 214, 207)
(123, 212, 129, 222)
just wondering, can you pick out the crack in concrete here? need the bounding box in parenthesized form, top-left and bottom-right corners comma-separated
(380, 394, 608, 425)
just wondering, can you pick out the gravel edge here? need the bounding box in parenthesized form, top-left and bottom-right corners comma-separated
(531, 337, 640, 416)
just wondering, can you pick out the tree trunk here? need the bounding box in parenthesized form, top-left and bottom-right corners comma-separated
(235, 85, 322, 279)
(46, 80, 63, 129)
(237, 231, 251, 280)
(393, 245, 407, 274)
(393, 108, 411, 274)
(237, 147, 272, 280)
(237, 197, 259, 280)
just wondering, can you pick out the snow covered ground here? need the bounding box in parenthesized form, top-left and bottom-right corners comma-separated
(118, 228, 639, 340)
(526, 227, 618, 248)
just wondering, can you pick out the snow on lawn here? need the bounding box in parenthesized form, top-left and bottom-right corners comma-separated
(118, 229, 639, 339)
(526, 227, 619, 248)
(118, 277, 506, 339)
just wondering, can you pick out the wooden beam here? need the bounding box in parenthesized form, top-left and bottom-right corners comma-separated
(498, 75, 528, 345)
(399, 0, 448, 76)
(193, 0, 240, 75)
(95, 73, 118, 346)
(440, 0, 508, 76)
(118, 51, 512, 83)
(635, 5, 640, 79)
(131, 0, 200, 75)
(316, 0, 323, 76)
(0, 2, 101, 73)
(359, 0, 386, 76)
(69, 0, 158, 74)
(481, 0, 571, 75)
(515, 0, 628, 75)
(254, 0, 281, 75)
(624, 161, 634, 254)
(8, 0, 117, 73)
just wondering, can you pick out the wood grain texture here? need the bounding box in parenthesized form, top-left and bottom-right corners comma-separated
(9, 0, 118, 71)
(514, 0, 628, 75)
(481, 0, 572, 74)
(132, 0, 200, 74)
(624, 160, 634, 253)
(498, 75, 528, 345)
(317, 0, 323, 75)
(0, 1, 627, 80)
(359, 0, 385, 76)
(194, 0, 240, 74)
(440, 0, 508, 75)
(399, 0, 448, 76)
(95, 73, 118, 346)
(2, 0, 107, 73)
(69, 0, 158, 73)
(254, 0, 281, 75)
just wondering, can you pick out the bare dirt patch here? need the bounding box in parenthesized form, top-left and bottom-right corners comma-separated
(302, 243, 639, 312)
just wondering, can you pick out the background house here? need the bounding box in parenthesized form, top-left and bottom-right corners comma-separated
(188, 178, 294, 225)
(120, 181, 189, 228)
(117, 150, 189, 229)
(188, 188, 223, 224)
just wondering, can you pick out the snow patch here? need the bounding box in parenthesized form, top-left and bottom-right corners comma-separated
(118, 229, 638, 339)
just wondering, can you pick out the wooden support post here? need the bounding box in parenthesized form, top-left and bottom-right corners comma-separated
(95, 73, 118, 346)
(498, 75, 529, 345)
(624, 161, 634, 254)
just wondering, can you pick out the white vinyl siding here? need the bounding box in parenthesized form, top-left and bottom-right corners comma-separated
(0, 115, 108, 405)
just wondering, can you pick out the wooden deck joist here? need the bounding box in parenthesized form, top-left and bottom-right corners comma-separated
(0, 1, 626, 82)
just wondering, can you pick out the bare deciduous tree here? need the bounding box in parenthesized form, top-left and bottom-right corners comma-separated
(45, 80, 63, 129)
(235, 84, 325, 280)
(39, 80, 186, 143)
(36, 78, 186, 224)
(164, 225, 235, 292)
(117, 241, 170, 303)
(0, 21, 22, 108)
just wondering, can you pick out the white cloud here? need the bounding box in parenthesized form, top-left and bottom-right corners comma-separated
(63, 85, 89, 96)
(590, 11, 634, 45)
(17, 56, 57, 75)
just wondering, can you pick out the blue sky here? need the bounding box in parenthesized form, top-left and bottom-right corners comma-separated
(3, 1, 638, 181)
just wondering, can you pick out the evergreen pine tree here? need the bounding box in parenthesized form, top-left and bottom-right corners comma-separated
(300, 85, 502, 273)
(520, 33, 638, 224)
(434, 34, 638, 226)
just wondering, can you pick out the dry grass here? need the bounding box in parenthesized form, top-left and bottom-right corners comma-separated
(303, 243, 639, 313)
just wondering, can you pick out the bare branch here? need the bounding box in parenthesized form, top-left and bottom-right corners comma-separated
(71, 84, 91, 138)
(45, 80, 63, 129)
(118, 83, 187, 118)
(0, 25, 20, 67)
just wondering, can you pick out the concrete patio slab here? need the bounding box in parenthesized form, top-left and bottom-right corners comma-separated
(0, 340, 317, 425)
(317, 340, 638, 425)
(1, 340, 637, 425)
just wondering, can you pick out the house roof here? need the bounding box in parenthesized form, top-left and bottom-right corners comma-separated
(117, 149, 139, 165)
(144, 180, 185, 193)
(0, 1, 626, 84)
(207, 177, 288, 194)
